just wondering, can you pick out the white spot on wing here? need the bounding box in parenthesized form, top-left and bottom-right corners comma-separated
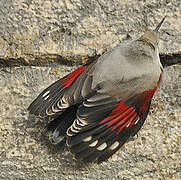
(42, 91, 50, 97)
(76, 119, 87, 126)
(134, 118, 140, 125)
(57, 100, 69, 109)
(89, 140, 98, 147)
(109, 141, 119, 150)
(60, 99, 69, 108)
(87, 94, 110, 102)
(44, 95, 50, 100)
(72, 121, 82, 130)
(52, 105, 60, 113)
(126, 122, 131, 128)
(66, 129, 74, 136)
(46, 109, 54, 116)
(57, 101, 62, 109)
(70, 126, 79, 133)
(97, 142, 107, 151)
(83, 101, 93, 107)
(62, 96, 67, 103)
(76, 119, 83, 126)
(83, 136, 92, 142)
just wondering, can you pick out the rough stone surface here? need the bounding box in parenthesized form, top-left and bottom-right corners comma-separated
(0, 0, 181, 179)
(0, 0, 181, 64)
(0, 64, 180, 179)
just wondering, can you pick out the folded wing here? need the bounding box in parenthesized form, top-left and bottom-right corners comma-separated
(28, 65, 96, 118)
(66, 85, 157, 163)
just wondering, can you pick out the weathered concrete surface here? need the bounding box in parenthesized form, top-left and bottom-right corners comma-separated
(0, 0, 181, 64)
(0, 64, 180, 179)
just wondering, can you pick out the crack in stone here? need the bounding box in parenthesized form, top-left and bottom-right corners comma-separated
(160, 53, 181, 67)
(0, 53, 180, 68)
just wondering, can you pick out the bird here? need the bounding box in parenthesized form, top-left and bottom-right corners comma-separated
(28, 17, 166, 163)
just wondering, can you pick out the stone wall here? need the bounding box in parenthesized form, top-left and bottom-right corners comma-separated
(0, 0, 180, 179)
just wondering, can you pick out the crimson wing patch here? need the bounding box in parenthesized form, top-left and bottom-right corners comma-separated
(61, 66, 87, 89)
(100, 102, 139, 134)
(67, 87, 156, 163)
(28, 65, 87, 118)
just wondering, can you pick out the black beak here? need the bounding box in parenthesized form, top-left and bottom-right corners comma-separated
(154, 16, 166, 32)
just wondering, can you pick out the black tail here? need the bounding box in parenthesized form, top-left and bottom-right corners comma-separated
(43, 104, 79, 144)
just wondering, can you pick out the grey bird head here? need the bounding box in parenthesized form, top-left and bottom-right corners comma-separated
(139, 16, 166, 49)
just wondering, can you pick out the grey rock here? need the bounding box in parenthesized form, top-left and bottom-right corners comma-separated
(0, 0, 181, 64)
(0, 64, 180, 179)
(0, 0, 180, 179)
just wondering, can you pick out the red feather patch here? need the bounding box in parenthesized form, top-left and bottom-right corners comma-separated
(138, 86, 157, 114)
(100, 101, 138, 134)
(61, 65, 87, 89)
(100, 85, 158, 134)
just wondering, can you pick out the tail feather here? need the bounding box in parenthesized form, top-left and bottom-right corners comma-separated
(43, 105, 79, 144)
